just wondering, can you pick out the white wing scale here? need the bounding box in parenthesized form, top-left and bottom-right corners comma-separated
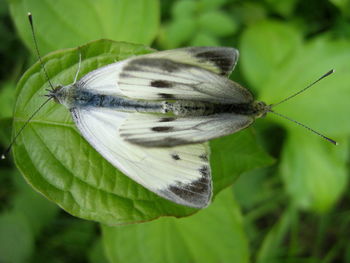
(70, 107, 212, 208)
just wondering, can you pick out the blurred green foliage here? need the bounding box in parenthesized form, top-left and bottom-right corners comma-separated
(1, 0, 350, 262)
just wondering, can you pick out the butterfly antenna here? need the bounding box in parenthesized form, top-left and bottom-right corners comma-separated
(268, 110, 337, 145)
(271, 69, 334, 108)
(28, 12, 54, 90)
(267, 69, 337, 145)
(1, 97, 53, 159)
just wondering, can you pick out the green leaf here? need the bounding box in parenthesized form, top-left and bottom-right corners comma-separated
(0, 81, 16, 119)
(190, 32, 220, 46)
(49, 220, 96, 251)
(160, 18, 197, 49)
(0, 81, 16, 146)
(171, 0, 197, 19)
(12, 171, 59, 236)
(0, 169, 59, 262)
(199, 0, 228, 11)
(198, 10, 238, 37)
(234, 166, 277, 210)
(8, 0, 159, 55)
(0, 118, 12, 146)
(259, 36, 350, 135)
(280, 133, 348, 212)
(265, 0, 299, 17)
(240, 20, 302, 89)
(232, 2, 267, 26)
(88, 238, 109, 263)
(240, 21, 350, 212)
(210, 130, 275, 193)
(0, 211, 34, 263)
(102, 188, 249, 263)
(13, 39, 272, 224)
(256, 206, 297, 263)
(330, 0, 350, 16)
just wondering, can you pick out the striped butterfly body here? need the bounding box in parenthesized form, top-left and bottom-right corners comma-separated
(49, 47, 268, 208)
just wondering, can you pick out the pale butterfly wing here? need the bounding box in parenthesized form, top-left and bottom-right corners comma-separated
(70, 107, 212, 208)
(77, 47, 253, 104)
(119, 113, 254, 147)
(77, 61, 126, 95)
(143, 46, 239, 76)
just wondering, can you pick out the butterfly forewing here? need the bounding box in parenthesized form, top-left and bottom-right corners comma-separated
(144, 46, 239, 76)
(77, 47, 252, 104)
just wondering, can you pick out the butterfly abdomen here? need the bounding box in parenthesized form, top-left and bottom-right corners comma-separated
(163, 100, 266, 117)
(163, 101, 214, 116)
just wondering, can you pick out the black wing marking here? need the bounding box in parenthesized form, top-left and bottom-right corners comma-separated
(146, 46, 239, 76)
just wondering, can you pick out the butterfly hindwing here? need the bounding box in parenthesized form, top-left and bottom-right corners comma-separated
(118, 113, 254, 147)
(70, 107, 212, 208)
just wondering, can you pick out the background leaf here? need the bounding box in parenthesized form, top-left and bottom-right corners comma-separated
(280, 133, 348, 212)
(102, 188, 249, 263)
(3, 0, 350, 261)
(0, 211, 34, 263)
(0, 170, 58, 263)
(8, 0, 160, 55)
(198, 11, 238, 37)
(239, 20, 350, 212)
(240, 21, 302, 89)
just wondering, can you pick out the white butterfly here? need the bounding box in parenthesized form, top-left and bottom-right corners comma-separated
(47, 46, 262, 208)
(4, 15, 335, 210)
(44, 45, 337, 208)
(7, 39, 332, 209)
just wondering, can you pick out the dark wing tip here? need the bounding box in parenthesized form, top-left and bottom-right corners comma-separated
(159, 172, 212, 208)
(188, 47, 239, 76)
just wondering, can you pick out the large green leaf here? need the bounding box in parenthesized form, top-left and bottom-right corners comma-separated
(0, 170, 58, 263)
(240, 20, 302, 90)
(280, 133, 348, 212)
(102, 188, 249, 263)
(0, 211, 34, 263)
(13, 39, 273, 224)
(8, 0, 159, 55)
(240, 21, 350, 212)
(0, 81, 16, 120)
(256, 205, 297, 263)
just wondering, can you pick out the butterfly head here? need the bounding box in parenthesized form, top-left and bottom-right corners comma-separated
(252, 101, 271, 118)
(46, 84, 74, 107)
